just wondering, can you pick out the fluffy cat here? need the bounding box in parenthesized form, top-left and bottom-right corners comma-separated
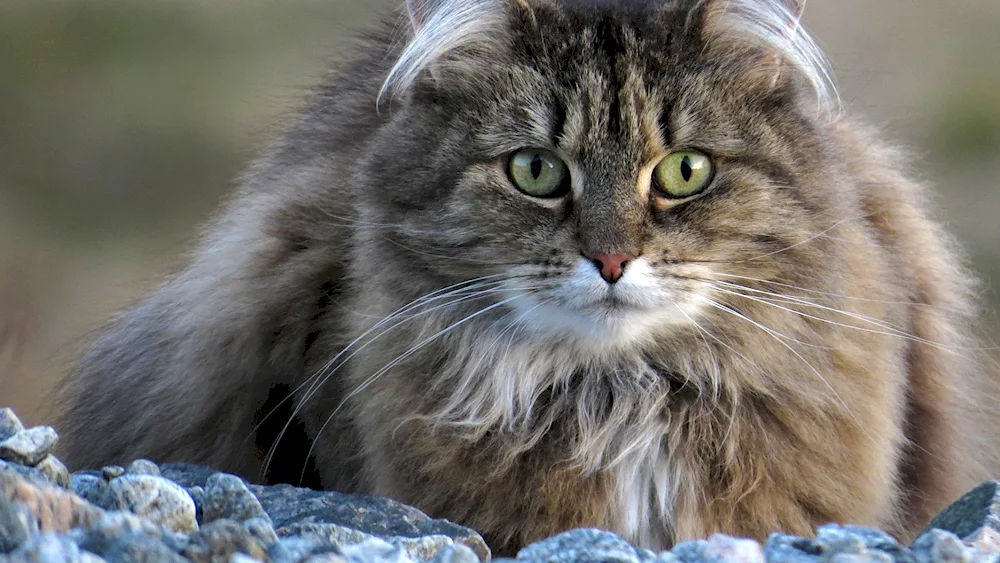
(59, 0, 997, 555)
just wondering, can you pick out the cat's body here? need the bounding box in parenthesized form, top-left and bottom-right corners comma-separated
(60, 0, 996, 555)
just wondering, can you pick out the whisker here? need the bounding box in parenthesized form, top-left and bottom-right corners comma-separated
(301, 291, 537, 482)
(708, 281, 998, 354)
(265, 283, 525, 478)
(698, 296, 881, 449)
(253, 274, 519, 479)
(710, 272, 973, 314)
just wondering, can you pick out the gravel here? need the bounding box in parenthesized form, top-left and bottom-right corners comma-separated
(0, 408, 998, 562)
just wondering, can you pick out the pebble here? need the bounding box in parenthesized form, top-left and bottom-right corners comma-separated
(0, 470, 104, 534)
(37, 455, 72, 489)
(203, 473, 270, 525)
(182, 519, 269, 563)
(71, 473, 107, 508)
(244, 516, 278, 548)
(0, 493, 36, 552)
(101, 466, 125, 481)
(703, 535, 765, 563)
(0, 409, 25, 442)
(4, 533, 92, 562)
(0, 426, 59, 466)
(101, 532, 188, 563)
(125, 460, 161, 477)
(106, 474, 198, 534)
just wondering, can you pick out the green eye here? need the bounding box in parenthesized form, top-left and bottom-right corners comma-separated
(653, 151, 714, 198)
(508, 148, 569, 198)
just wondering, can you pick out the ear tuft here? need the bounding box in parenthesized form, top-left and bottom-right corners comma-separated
(381, 0, 509, 105)
(406, 0, 444, 32)
(700, 0, 838, 119)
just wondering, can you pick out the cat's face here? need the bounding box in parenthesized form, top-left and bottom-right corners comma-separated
(358, 0, 847, 348)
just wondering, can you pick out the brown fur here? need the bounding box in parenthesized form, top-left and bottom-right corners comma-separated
(58, 0, 997, 555)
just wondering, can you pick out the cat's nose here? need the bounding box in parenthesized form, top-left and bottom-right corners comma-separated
(586, 253, 634, 285)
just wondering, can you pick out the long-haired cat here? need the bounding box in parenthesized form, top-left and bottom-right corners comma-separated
(58, 0, 998, 555)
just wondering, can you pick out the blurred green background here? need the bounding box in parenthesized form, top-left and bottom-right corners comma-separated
(1, 0, 998, 425)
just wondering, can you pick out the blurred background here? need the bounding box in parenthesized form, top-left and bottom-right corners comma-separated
(1, 0, 998, 425)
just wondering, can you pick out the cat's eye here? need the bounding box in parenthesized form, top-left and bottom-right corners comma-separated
(508, 148, 569, 198)
(653, 151, 714, 199)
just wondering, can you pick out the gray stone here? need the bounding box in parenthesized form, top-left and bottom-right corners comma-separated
(125, 460, 161, 477)
(5, 533, 90, 562)
(427, 543, 480, 563)
(671, 540, 709, 563)
(0, 409, 25, 442)
(159, 464, 489, 561)
(0, 426, 59, 466)
(913, 529, 973, 563)
(187, 485, 205, 525)
(230, 555, 268, 563)
(37, 455, 71, 489)
(106, 474, 198, 533)
(182, 518, 269, 562)
(203, 473, 271, 526)
(764, 533, 825, 563)
(74, 511, 169, 556)
(281, 521, 477, 563)
(245, 516, 279, 548)
(516, 529, 647, 562)
(101, 466, 125, 481)
(927, 482, 1000, 542)
(703, 535, 765, 563)
(101, 532, 187, 563)
(268, 537, 344, 563)
(0, 494, 35, 553)
(71, 473, 108, 508)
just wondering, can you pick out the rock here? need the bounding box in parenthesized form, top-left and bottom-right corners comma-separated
(912, 529, 981, 563)
(281, 521, 477, 562)
(4, 533, 94, 562)
(0, 409, 25, 442)
(268, 537, 344, 563)
(203, 473, 271, 525)
(186, 485, 205, 525)
(37, 455, 72, 489)
(0, 426, 59, 466)
(182, 518, 269, 563)
(0, 494, 36, 553)
(105, 474, 198, 534)
(100, 532, 187, 563)
(703, 535, 765, 563)
(71, 473, 107, 508)
(251, 482, 489, 561)
(124, 460, 161, 477)
(71, 510, 172, 556)
(671, 540, 709, 563)
(0, 469, 104, 534)
(764, 534, 825, 563)
(101, 466, 125, 481)
(516, 529, 649, 562)
(244, 516, 279, 548)
(0, 458, 53, 487)
(926, 482, 1000, 543)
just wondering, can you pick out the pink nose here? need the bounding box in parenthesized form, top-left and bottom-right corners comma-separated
(587, 253, 634, 284)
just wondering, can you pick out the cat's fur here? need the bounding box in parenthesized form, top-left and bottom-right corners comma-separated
(59, 0, 997, 555)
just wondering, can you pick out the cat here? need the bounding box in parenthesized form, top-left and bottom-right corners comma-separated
(58, 0, 998, 555)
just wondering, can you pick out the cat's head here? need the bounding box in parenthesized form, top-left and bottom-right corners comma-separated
(355, 0, 850, 350)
